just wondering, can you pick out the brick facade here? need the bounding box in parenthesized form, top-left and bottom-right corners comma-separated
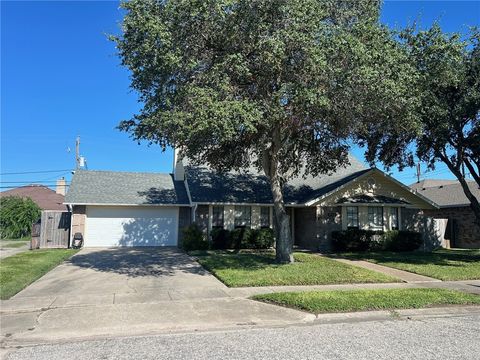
(424, 207, 480, 249)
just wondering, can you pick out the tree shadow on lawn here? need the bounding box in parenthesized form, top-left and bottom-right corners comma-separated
(196, 252, 282, 271)
(339, 251, 480, 267)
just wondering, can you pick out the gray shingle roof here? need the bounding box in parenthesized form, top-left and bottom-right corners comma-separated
(65, 170, 190, 205)
(186, 155, 370, 204)
(411, 180, 480, 208)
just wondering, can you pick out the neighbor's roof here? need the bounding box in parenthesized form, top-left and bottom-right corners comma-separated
(410, 179, 459, 191)
(411, 180, 480, 208)
(185, 155, 370, 204)
(0, 185, 67, 211)
(65, 170, 190, 206)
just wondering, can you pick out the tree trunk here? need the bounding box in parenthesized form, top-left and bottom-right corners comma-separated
(439, 153, 480, 225)
(262, 127, 294, 263)
(270, 172, 294, 263)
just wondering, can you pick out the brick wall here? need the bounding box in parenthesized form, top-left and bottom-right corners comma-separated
(424, 207, 480, 249)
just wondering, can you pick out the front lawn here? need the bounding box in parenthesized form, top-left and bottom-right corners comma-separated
(340, 249, 480, 281)
(0, 249, 78, 299)
(0, 237, 30, 249)
(192, 251, 399, 287)
(253, 288, 480, 313)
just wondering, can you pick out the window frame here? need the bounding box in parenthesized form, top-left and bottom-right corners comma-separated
(212, 205, 224, 229)
(368, 206, 383, 229)
(234, 205, 252, 228)
(260, 207, 270, 228)
(346, 206, 359, 229)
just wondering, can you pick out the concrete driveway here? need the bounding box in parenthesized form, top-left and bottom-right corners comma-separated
(13, 247, 229, 304)
(1, 248, 313, 345)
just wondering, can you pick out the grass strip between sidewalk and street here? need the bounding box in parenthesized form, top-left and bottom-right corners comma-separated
(0, 249, 79, 299)
(339, 249, 480, 281)
(192, 251, 399, 287)
(252, 288, 480, 314)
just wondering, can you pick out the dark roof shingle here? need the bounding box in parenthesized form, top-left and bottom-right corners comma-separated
(65, 170, 190, 205)
(411, 180, 480, 207)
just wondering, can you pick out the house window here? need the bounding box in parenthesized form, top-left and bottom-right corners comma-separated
(346, 206, 359, 228)
(368, 207, 383, 229)
(391, 207, 399, 230)
(260, 207, 270, 228)
(234, 206, 251, 228)
(212, 206, 224, 228)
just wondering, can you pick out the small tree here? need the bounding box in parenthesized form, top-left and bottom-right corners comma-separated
(365, 24, 480, 224)
(113, 0, 419, 262)
(0, 196, 41, 239)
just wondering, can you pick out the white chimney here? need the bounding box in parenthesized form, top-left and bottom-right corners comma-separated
(56, 177, 66, 196)
(173, 148, 185, 181)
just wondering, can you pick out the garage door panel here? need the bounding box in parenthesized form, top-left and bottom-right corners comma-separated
(85, 206, 178, 247)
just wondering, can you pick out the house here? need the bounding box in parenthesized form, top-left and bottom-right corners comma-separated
(65, 153, 439, 249)
(0, 178, 68, 211)
(411, 180, 480, 248)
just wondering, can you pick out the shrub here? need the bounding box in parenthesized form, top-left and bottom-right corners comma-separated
(231, 227, 253, 249)
(250, 228, 275, 249)
(211, 228, 233, 249)
(181, 224, 209, 251)
(331, 229, 381, 252)
(0, 196, 41, 239)
(383, 230, 422, 252)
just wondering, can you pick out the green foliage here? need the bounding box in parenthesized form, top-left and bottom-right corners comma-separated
(113, 0, 422, 260)
(181, 224, 209, 251)
(0, 196, 41, 239)
(253, 288, 480, 313)
(382, 230, 422, 252)
(211, 227, 275, 250)
(332, 229, 422, 252)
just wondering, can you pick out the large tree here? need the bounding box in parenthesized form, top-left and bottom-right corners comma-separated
(113, 0, 419, 262)
(366, 24, 480, 224)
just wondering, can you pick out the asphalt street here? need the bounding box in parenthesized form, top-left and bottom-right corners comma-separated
(4, 313, 479, 360)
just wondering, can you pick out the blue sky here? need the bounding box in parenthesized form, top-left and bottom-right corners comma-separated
(1, 0, 479, 189)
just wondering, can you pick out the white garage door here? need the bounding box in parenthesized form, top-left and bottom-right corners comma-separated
(85, 206, 179, 247)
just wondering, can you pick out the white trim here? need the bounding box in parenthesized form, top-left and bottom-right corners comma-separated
(65, 202, 191, 207)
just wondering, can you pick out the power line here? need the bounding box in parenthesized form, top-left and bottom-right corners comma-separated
(0, 169, 72, 176)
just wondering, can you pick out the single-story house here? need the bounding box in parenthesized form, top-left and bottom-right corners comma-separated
(410, 179, 480, 249)
(65, 153, 440, 249)
(0, 178, 68, 211)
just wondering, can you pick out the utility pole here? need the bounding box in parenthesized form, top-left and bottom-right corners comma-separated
(75, 136, 80, 169)
(416, 162, 421, 183)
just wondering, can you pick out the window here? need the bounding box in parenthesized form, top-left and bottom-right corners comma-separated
(391, 207, 399, 230)
(346, 206, 359, 228)
(234, 206, 251, 228)
(368, 207, 383, 229)
(212, 206, 224, 228)
(260, 207, 270, 228)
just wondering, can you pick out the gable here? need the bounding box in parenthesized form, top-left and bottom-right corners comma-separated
(310, 169, 437, 209)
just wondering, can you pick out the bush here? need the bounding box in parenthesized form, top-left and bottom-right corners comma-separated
(331, 229, 381, 252)
(181, 224, 209, 251)
(0, 196, 41, 239)
(251, 228, 275, 249)
(332, 229, 423, 252)
(211, 227, 275, 250)
(383, 230, 422, 252)
(211, 228, 233, 249)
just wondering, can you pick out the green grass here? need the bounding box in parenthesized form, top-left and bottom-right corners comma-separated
(253, 288, 480, 313)
(0, 238, 30, 249)
(0, 241, 29, 249)
(0, 249, 79, 299)
(340, 249, 480, 281)
(192, 251, 399, 287)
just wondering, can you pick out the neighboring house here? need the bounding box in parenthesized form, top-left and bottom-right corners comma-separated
(411, 180, 480, 248)
(65, 153, 439, 249)
(0, 178, 68, 211)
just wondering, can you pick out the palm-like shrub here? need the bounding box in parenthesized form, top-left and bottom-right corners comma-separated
(0, 196, 41, 239)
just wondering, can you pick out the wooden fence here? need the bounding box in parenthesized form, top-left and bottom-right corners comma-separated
(38, 211, 71, 248)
